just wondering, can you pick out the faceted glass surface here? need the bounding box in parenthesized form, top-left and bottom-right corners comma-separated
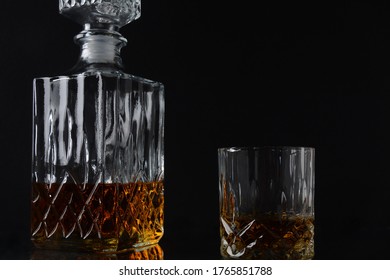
(31, 72, 164, 252)
(32, 0, 164, 254)
(218, 147, 315, 259)
(59, 0, 141, 27)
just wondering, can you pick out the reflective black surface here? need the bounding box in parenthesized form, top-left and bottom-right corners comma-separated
(1, 1, 390, 261)
(1, 223, 390, 260)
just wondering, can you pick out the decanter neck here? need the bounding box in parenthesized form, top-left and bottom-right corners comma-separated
(73, 26, 127, 72)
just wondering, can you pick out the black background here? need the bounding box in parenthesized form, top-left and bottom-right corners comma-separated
(1, 0, 390, 260)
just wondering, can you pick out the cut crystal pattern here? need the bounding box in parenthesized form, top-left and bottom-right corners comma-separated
(31, 181, 164, 251)
(32, 73, 164, 252)
(218, 147, 315, 259)
(59, 0, 141, 27)
(220, 214, 314, 260)
(32, 0, 164, 253)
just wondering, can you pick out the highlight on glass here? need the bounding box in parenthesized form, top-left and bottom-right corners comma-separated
(218, 146, 315, 260)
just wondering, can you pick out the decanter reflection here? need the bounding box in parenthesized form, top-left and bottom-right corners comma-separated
(31, 245, 164, 260)
(31, 0, 165, 253)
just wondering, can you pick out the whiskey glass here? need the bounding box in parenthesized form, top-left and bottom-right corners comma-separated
(218, 146, 315, 259)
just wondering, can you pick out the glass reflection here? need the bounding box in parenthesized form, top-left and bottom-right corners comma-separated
(30, 244, 164, 260)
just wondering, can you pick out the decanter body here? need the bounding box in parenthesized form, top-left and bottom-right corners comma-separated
(31, 0, 164, 253)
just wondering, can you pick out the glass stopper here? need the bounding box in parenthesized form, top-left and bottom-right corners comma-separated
(59, 0, 141, 29)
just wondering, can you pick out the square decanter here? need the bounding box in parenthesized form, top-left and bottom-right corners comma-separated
(31, 0, 165, 253)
